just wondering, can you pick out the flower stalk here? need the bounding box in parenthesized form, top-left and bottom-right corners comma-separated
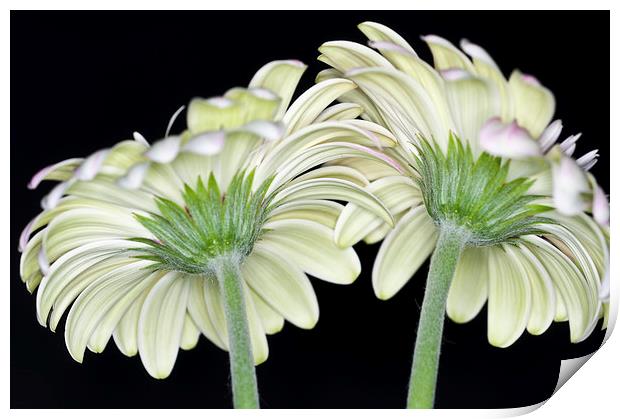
(214, 255, 259, 409)
(407, 225, 468, 408)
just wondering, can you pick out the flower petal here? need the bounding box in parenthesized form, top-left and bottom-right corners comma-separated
(479, 118, 542, 158)
(242, 243, 319, 328)
(138, 272, 190, 379)
(507, 244, 556, 336)
(186, 278, 226, 350)
(261, 219, 361, 285)
(335, 175, 421, 247)
(372, 206, 438, 300)
(283, 78, 357, 134)
(64, 260, 156, 362)
(28, 158, 83, 189)
(508, 70, 555, 138)
(486, 245, 531, 348)
(446, 247, 489, 324)
(249, 60, 307, 120)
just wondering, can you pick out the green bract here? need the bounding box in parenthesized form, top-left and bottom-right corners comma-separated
(414, 136, 551, 246)
(133, 171, 273, 274)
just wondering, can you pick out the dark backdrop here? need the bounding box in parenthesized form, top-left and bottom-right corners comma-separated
(10, 10, 610, 409)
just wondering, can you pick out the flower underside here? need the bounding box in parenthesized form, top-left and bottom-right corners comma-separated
(132, 170, 273, 274)
(414, 135, 552, 246)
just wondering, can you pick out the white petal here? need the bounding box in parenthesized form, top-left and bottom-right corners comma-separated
(116, 162, 150, 189)
(486, 245, 531, 348)
(593, 185, 609, 226)
(28, 158, 83, 189)
(138, 272, 190, 379)
(41, 181, 72, 210)
(539, 120, 563, 152)
(133, 131, 149, 146)
(372, 206, 438, 300)
(64, 260, 156, 361)
(242, 244, 319, 329)
(186, 278, 226, 350)
(144, 136, 181, 163)
(261, 219, 361, 285)
(182, 131, 226, 155)
(335, 175, 421, 247)
(576, 149, 599, 170)
(552, 155, 590, 215)
(74, 149, 110, 181)
(180, 314, 201, 351)
(479, 118, 542, 158)
(237, 120, 284, 141)
(446, 247, 488, 324)
(165, 105, 186, 137)
(508, 70, 555, 138)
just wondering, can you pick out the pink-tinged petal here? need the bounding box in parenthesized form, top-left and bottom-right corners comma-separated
(368, 40, 415, 56)
(520, 73, 541, 86)
(38, 247, 49, 276)
(165, 105, 186, 137)
(592, 185, 610, 226)
(440, 68, 471, 81)
(182, 131, 226, 155)
(459, 39, 497, 67)
(240, 121, 285, 141)
(479, 118, 541, 159)
(551, 156, 589, 215)
(576, 149, 599, 170)
(18, 217, 36, 252)
(40, 181, 71, 210)
(28, 158, 82, 189)
(346, 143, 403, 174)
(133, 131, 149, 146)
(539, 120, 563, 152)
(74, 149, 110, 181)
(559, 133, 582, 156)
(117, 162, 150, 189)
(144, 136, 181, 163)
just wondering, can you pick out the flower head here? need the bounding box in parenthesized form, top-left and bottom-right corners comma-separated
(19, 60, 398, 378)
(319, 22, 609, 347)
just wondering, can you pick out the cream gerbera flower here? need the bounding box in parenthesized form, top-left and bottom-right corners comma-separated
(18, 60, 398, 408)
(316, 22, 609, 408)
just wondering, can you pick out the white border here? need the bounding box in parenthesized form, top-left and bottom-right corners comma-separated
(4, 1, 617, 417)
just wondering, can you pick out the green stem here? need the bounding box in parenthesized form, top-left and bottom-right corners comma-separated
(407, 226, 468, 409)
(214, 256, 259, 409)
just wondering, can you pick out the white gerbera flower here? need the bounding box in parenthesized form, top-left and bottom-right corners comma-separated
(317, 22, 609, 408)
(19, 60, 398, 407)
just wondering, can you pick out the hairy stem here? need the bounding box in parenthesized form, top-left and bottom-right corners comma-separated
(407, 226, 468, 408)
(214, 256, 259, 409)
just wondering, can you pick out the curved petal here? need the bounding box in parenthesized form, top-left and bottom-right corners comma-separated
(249, 60, 307, 120)
(283, 78, 357, 134)
(509, 244, 556, 335)
(64, 260, 156, 361)
(242, 243, 319, 329)
(486, 245, 531, 348)
(446, 247, 488, 324)
(335, 175, 421, 247)
(372, 206, 438, 300)
(260, 219, 361, 285)
(508, 70, 555, 138)
(138, 272, 190, 379)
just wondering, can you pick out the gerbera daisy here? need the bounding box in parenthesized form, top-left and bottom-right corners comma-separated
(18, 59, 399, 408)
(316, 22, 609, 408)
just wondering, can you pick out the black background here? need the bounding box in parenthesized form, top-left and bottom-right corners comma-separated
(11, 10, 610, 409)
